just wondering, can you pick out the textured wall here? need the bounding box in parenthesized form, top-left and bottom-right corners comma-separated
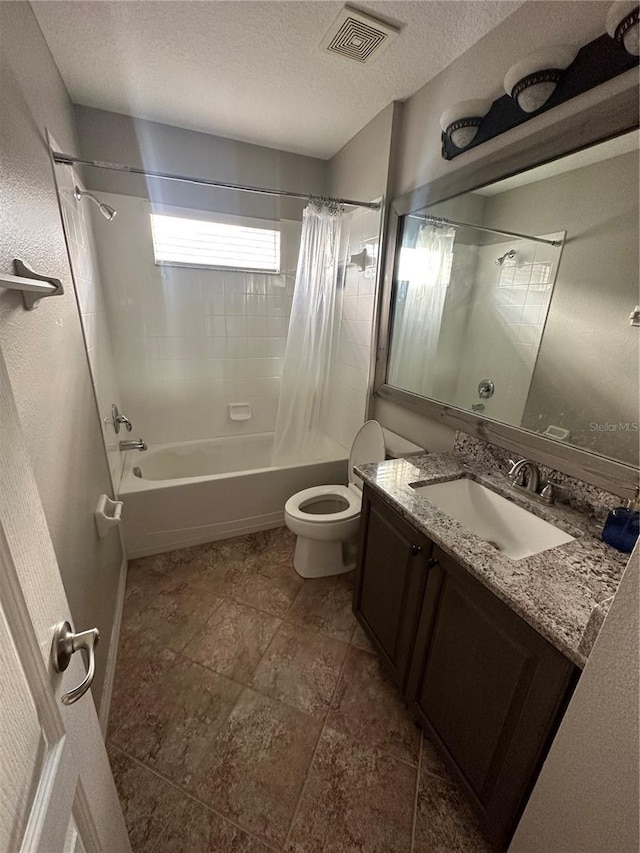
(328, 103, 398, 203)
(0, 2, 123, 710)
(74, 105, 327, 222)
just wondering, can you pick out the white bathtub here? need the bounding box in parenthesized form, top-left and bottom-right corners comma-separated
(118, 432, 348, 557)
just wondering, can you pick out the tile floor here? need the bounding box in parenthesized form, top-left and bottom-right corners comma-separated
(107, 527, 491, 853)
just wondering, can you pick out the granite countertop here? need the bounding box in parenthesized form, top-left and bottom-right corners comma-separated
(355, 452, 629, 668)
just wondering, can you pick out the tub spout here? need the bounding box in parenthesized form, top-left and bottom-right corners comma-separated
(119, 438, 148, 452)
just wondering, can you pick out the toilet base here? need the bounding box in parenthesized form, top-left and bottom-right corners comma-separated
(293, 535, 356, 579)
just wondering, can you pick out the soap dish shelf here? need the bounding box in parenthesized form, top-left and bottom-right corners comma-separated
(229, 402, 252, 421)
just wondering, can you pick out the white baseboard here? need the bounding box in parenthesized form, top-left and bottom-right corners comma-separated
(98, 550, 128, 738)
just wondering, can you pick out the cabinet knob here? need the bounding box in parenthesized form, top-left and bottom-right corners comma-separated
(410, 544, 422, 556)
(427, 557, 439, 568)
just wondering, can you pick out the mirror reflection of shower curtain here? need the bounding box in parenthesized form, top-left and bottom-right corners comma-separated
(389, 223, 456, 396)
(272, 201, 344, 465)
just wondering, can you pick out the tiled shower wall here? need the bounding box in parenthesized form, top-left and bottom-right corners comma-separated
(453, 236, 560, 424)
(91, 192, 301, 446)
(324, 207, 381, 451)
(56, 167, 124, 489)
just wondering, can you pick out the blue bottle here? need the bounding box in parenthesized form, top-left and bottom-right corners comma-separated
(602, 488, 640, 553)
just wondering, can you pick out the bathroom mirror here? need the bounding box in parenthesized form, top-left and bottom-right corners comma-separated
(379, 123, 639, 481)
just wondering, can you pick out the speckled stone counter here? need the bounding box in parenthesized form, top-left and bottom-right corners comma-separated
(355, 452, 629, 668)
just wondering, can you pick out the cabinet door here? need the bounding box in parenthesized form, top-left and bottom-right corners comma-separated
(354, 487, 431, 689)
(407, 546, 577, 851)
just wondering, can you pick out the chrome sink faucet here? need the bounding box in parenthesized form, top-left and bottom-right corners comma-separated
(509, 459, 564, 506)
(509, 458, 540, 493)
(119, 438, 148, 452)
(507, 459, 566, 505)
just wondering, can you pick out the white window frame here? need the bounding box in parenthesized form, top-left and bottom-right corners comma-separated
(146, 203, 282, 274)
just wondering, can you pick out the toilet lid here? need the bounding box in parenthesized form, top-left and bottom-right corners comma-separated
(349, 420, 386, 489)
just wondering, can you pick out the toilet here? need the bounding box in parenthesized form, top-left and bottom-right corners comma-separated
(284, 420, 387, 578)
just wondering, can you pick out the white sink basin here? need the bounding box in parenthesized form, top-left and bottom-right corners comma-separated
(412, 478, 575, 560)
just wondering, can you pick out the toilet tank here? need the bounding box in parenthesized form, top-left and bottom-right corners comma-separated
(382, 428, 425, 460)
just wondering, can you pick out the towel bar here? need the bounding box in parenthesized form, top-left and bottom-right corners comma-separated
(0, 259, 63, 310)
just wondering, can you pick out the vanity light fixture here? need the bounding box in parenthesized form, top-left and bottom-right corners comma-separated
(504, 46, 577, 113)
(607, 0, 640, 55)
(439, 99, 493, 149)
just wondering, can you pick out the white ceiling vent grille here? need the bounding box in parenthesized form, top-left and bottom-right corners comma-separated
(321, 6, 400, 64)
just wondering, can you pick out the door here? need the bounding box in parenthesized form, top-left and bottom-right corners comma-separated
(0, 347, 131, 852)
(354, 487, 431, 688)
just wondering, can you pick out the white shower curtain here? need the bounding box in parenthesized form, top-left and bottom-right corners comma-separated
(272, 201, 344, 465)
(388, 223, 456, 397)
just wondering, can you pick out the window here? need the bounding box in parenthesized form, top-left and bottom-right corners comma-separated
(149, 212, 281, 272)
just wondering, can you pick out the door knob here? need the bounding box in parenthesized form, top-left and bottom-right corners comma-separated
(427, 557, 439, 568)
(410, 544, 422, 556)
(51, 621, 100, 705)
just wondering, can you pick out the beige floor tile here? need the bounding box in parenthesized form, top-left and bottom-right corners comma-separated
(123, 579, 224, 652)
(128, 542, 209, 576)
(153, 797, 270, 853)
(285, 726, 416, 853)
(221, 554, 304, 618)
(421, 733, 455, 782)
(111, 531, 485, 853)
(121, 566, 184, 625)
(108, 637, 177, 740)
(413, 768, 492, 853)
(182, 600, 281, 683)
(107, 745, 183, 853)
(326, 646, 421, 766)
(351, 621, 377, 653)
(111, 655, 242, 788)
(145, 529, 303, 618)
(250, 622, 348, 718)
(285, 572, 357, 643)
(189, 687, 322, 847)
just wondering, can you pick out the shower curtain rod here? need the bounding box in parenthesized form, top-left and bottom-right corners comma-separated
(410, 213, 561, 246)
(51, 152, 381, 211)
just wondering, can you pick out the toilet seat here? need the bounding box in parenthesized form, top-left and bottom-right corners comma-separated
(285, 484, 361, 524)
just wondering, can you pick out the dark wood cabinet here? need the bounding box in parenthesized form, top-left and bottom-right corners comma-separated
(354, 487, 432, 689)
(407, 545, 578, 850)
(353, 487, 579, 851)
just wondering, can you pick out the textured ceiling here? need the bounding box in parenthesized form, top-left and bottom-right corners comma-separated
(32, 0, 523, 159)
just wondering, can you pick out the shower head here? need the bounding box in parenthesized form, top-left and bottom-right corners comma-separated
(74, 185, 117, 221)
(496, 249, 516, 266)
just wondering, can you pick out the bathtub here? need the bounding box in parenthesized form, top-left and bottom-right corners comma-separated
(118, 432, 348, 558)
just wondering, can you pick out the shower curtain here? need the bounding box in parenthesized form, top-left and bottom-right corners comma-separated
(272, 201, 343, 465)
(388, 223, 456, 397)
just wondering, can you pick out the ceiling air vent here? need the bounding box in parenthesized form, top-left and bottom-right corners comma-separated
(321, 6, 400, 64)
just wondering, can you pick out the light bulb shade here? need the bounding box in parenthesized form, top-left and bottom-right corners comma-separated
(504, 46, 577, 113)
(440, 99, 492, 149)
(607, 1, 640, 55)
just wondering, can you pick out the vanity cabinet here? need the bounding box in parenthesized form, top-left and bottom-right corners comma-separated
(353, 486, 579, 851)
(353, 487, 432, 689)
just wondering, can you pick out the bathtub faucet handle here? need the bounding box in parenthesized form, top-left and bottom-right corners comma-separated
(111, 403, 133, 433)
